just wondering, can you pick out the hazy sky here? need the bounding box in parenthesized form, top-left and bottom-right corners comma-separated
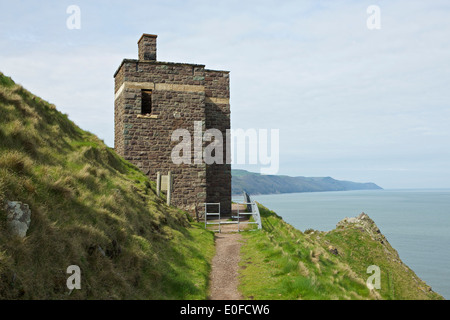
(1, 0, 449, 189)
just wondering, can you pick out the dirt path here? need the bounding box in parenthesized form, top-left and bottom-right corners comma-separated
(208, 232, 244, 300)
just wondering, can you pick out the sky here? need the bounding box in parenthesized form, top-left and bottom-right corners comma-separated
(1, 0, 449, 189)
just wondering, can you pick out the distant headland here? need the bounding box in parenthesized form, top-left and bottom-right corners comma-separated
(232, 169, 382, 195)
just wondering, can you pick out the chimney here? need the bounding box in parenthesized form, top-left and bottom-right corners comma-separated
(138, 34, 157, 61)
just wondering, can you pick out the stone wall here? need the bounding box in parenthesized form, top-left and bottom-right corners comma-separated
(205, 70, 231, 214)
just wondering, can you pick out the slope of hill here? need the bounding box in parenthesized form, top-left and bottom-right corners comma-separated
(239, 204, 443, 300)
(232, 169, 382, 195)
(0, 72, 440, 301)
(0, 72, 215, 299)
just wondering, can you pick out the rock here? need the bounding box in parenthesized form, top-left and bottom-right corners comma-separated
(336, 212, 386, 245)
(97, 246, 106, 257)
(4, 201, 31, 237)
(328, 245, 339, 256)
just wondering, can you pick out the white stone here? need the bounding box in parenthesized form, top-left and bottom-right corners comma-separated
(4, 201, 31, 238)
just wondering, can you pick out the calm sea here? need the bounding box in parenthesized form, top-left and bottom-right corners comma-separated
(234, 189, 450, 299)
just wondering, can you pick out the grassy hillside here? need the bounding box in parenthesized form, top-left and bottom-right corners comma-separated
(238, 204, 443, 300)
(0, 72, 215, 299)
(232, 169, 382, 195)
(0, 72, 441, 301)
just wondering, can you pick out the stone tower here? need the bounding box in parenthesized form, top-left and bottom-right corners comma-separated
(114, 34, 231, 216)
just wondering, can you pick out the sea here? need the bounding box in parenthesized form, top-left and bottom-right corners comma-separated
(234, 189, 450, 299)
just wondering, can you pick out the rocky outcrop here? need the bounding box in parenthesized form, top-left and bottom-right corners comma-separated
(334, 212, 441, 298)
(4, 201, 31, 237)
(336, 212, 408, 269)
(337, 212, 387, 245)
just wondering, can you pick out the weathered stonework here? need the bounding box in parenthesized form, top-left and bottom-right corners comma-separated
(114, 34, 231, 216)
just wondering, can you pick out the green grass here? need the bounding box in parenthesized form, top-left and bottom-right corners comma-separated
(238, 204, 443, 300)
(1, 71, 442, 300)
(0, 72, 215, 299)
(323, 223, 443, 300)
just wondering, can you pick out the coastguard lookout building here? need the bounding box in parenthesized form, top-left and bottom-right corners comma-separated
(114, 34, 231, 216)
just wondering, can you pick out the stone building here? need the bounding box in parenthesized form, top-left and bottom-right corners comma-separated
(114, 34, 231, 216)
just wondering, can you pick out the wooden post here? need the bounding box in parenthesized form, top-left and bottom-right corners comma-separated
(156, 172, 161, 197)
(167, 171, 172, 206)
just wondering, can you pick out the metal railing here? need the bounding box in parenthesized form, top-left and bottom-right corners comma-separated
(234, 200, 262, 232)
(204, 202, 221, 233)
(204, 192, 262, 233)
(252, 201, 263, 230)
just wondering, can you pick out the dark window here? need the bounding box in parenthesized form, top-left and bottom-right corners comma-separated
(141, 89, 152, 115)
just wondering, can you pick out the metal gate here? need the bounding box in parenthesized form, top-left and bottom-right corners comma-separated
(204, 192, 262, 233)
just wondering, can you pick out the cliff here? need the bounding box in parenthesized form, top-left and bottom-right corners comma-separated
(238, 205, 443, 300)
